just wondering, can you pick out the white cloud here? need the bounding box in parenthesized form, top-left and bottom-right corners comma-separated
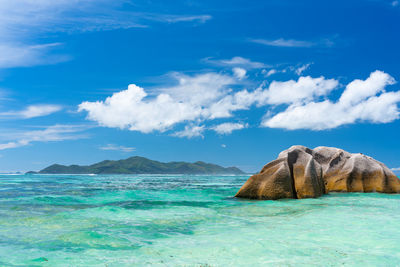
(0, 43, 69, 69)
(99, 144, 135, 152)
(295, 63, 312, 75)
(391, 167, 400, 171)
(173, 125, 205, 138)
(205, 56, 268, 69)
(0, 0, 211, 69)
(20, 105, 62, 118)
(0, 1, 210, 35)
(211, 122, 247, 135)
(263, 70, 400, 130)
(0, 125, 88, 150)
(251, 38, 315, 48)
(0, 89, 8, 101)
(0, 142, 25, 150)
(251, 37, 335, 48)
(392, 1, 399, 7)
(258, 76, 339, 105)
(77, 74, 335, 133)
(0, 104, 62, 119)
(262, 63, 312, 77)
(79, 72, 236, 133)
(0, 1, 130, 68)
(264, 69, 277, 77)
(233, 67, 247, 80)
(159, 72, 235, 107)
(206, 76, 335, 120)
(221, 144, 227, 148)
(79, 69, 400, 137)
(151, 14, 211, 23)
(339, 70, 395, 106)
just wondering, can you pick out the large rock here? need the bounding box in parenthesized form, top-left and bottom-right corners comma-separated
(235, 145, 400, 200)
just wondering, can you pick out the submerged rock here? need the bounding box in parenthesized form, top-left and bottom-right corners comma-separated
(235, 145, 400, 200)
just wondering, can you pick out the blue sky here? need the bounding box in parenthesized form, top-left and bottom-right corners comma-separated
(1, 0, 400, 173)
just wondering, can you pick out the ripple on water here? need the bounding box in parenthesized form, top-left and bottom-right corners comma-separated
(0, 174, 400, 266)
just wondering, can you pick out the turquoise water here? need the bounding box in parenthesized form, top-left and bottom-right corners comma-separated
(0, 174, 400, 266)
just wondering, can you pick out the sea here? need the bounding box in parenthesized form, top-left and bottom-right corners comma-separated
(0, 173, 399, 266)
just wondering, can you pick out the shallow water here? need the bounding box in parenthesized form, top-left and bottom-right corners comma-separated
(0, 174, 399, 266)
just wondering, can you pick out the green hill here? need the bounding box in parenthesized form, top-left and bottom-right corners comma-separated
(31, 156, 244, 174)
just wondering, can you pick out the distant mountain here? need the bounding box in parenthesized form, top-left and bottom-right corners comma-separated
(29, 156, 245, 175)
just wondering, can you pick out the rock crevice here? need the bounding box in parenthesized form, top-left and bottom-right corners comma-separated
(235, 145, 400, 200)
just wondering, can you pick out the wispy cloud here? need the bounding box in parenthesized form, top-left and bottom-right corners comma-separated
(0, 0, 211, 69)
(391, 167, 400, 171)
(251, 38, 315, 48)
(0, 104, 62, 119)
(250, 38, 334, 48)
(99, 144, 136, 152)
(0, 1, 211, 35)
(204, 56, 268, 69)
(262, 63, 313, 77)
(172, 125, 205, 138)
(295, 63, 312, 75)
(149, 14, 212, 23)
(392, 1, 399, 7)
(211, 122, 248, 135)
(0, 43, 69, 69)
(263, 69, 277, 77)
(0, 89, 11, 101)
(0, 125, 88, 150)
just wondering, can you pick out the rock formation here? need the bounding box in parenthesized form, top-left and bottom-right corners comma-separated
(235, 145, 400, 200)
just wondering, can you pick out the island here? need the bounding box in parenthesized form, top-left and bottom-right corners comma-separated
(27, 156, 245, 175)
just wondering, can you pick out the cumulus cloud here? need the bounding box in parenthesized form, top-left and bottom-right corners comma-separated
(263, 70, 399, 130)
(99, 144, 136, 152)
(0, 104, 62, 119)
(258, 76, 338, 105)
(79, 72, 236, 133)
(0, 125, 88, 150)
(339, 70, 395, 106)
(79, 70, 400, 137)
(211, 122, 247, 135)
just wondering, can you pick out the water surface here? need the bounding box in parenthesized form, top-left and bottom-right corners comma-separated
(0, 174, 399, 266)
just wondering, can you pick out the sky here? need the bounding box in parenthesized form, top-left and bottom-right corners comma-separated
(0, 0, 400, 173)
